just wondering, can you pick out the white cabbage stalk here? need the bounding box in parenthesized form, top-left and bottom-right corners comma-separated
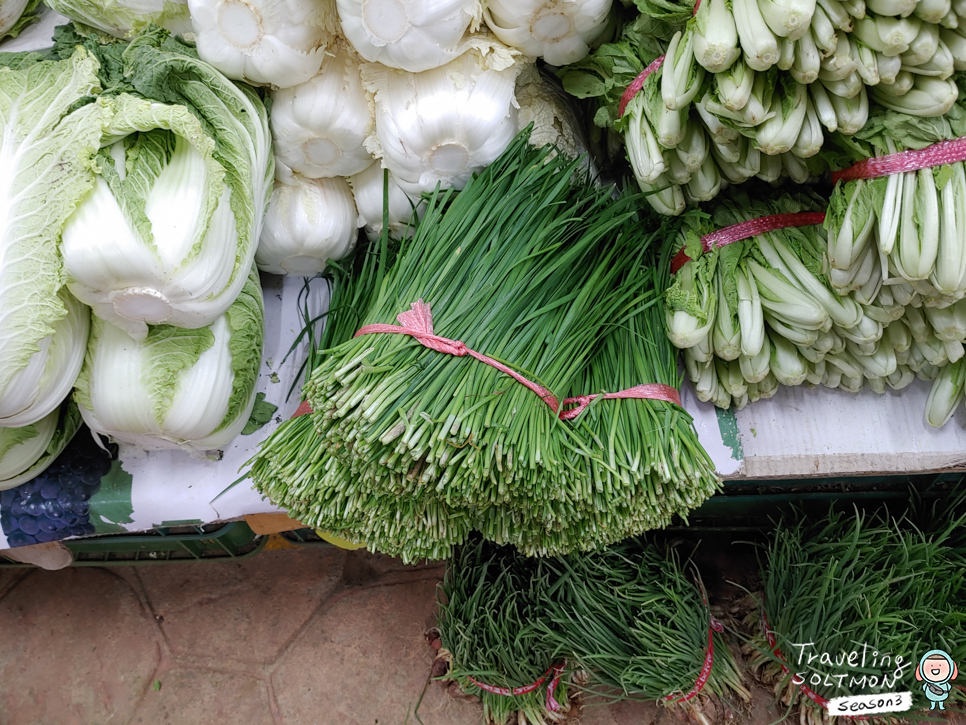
(810, 5, 838, 54)
(792, 98, 823, 157)
(758, 0, 816, 40)
(809, 82, 839, 132)
(675, 118, 710, 171)
(188, 0, 338, 87)
(0, 404, 81, 490)
(733, 0, 780, 70)
(483, 0, 612, 66)
(0, 49, 103, 428)
(757, 149, 783, 181)
(871, 75, 958, 115)
(692, 0, 741, 72)
(818, 0, 853, 30)
(739, 331, 771, 382)
(639, 173, 685, 216)
(791, 29, 821, 83)
(349, 162, 422, 240)
(783, 151, 812, 182)
(930, 162, 966, 295)
(885, 70, 915, 95)
(662, 30, 705, 110)
(842, 0, 865, 18)
(625, 95, 666, 184)
(876, 51, 902, 83)
(74, 266, 264, 454)
(695, 95, 740, 143)
(822, 70, 863, 99)
(715, 62, 754, 112)
(942, 28, 966, 70)
(362, 45, 522, 197)
(916, 0, 951, 23)
(45, 0, 191, 38)
(909, 41, 955, 78)
(900, 22, 939, 66)
(754, 78, 808, 155)
(866, 0, 915, 16)
(337, 0, 482, 72)
(270, 42, 374, 179)
(668, 153, 693, 184)
(778, 36, 795, 70)
(62, 83, 273, 341)
(683, 154, 722, 202)
(828, 85, 869, 134)
(925, 359, 965, 427)
(257, 174, 359, 275)
(851, 37, 880, 85)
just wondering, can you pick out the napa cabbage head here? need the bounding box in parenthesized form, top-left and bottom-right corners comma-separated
(362, 43, 524, 196)
(54, 28, 273, 341)
(74, 264, 264, 454)
(0, 404, 82, 490)
(1, 0, 42, 39)
(0, 47, 104, 427)
(43, 0, 191, 39)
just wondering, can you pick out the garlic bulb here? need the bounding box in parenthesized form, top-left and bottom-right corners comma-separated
(348, 162, 422, 240)
(188, 0, 339, 88)
(257, 174, 359, 275)
(335, 0, 483, 72)
(362, 45, 523, 196)
(271, 42, 374, 179)
(483, 0, 613, 66)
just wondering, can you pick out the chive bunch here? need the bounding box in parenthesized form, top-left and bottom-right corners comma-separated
(438, 538, 569, 725)
(249, 131, 718, 562)
(437, 537, 749, 725)
(748, 505, 966, 723)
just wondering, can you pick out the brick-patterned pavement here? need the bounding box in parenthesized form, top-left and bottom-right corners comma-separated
(0, 542, 964, 725)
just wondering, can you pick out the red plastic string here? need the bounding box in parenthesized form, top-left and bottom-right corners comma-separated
(618, 55, 665, 118)
(662, 579, 724, 704)
(670, 212, 828, 273)
(292, 400, 314, 418)
(467, 661, 567, 713)
(831, 137, 966, 185)
(760, 610, 870, 721)
(354, 300, 682, 416)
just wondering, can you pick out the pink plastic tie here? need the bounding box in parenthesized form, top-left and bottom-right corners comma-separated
(618, 55, 665, 118)
(671, 212, 828, 273)
(354, 300, 683, 417)
(832, 137, 966, 185)
(467, 661, 567, 713)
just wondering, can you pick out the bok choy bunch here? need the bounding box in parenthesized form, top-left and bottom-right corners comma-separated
(663, 191, 915, 408)
(53, 27, 273, 341)
(825, 94, 966, 305)
(74, 264, 264, 455)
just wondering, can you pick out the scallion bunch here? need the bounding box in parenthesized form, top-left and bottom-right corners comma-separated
(249, 131, 719, 562)
(747, 505, 966, 724)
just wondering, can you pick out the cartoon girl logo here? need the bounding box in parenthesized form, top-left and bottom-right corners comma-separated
(916, 649, 959, 710)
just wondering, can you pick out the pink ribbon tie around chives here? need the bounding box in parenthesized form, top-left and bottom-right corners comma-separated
(353, 300, 682, 415)
(467, 661, 567, 713)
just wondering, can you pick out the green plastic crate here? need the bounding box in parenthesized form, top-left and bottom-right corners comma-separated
(1, 522, 266, 567)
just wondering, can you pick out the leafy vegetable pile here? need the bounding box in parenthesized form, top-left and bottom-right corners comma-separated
(250, 132, 718, 561)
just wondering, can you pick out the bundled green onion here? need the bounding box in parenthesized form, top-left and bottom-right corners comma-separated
(437, 538, 570, 725)
(747, 505, 966, 725)
(534, 540, 750, 725)
(249, 132, 718, 562)
(438, 536, 749, 725)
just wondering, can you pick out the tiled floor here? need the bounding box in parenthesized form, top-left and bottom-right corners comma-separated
(0, 542, 963, 725)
